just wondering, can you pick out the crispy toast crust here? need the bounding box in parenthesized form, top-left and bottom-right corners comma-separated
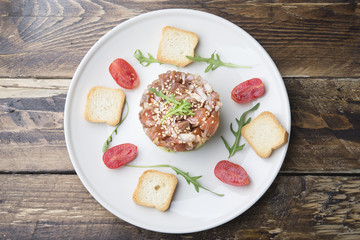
(133, 170, 178, 212)
(157, 26, 199, 67)
(84, 86, 125, 126)
(241, 111, 288, 158)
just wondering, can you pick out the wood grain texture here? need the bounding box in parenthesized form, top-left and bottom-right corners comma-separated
(0, 78, 72, 171)
(1, 174, 359, 239)
(283, 77, 360, 173)
(1, 0, 359, 78)
(1, 1, 360, 238)
(1, 77, 359, 172)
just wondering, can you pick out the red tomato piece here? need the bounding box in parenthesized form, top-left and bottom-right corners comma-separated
(103, 143, 137, 169)
(214, 160, 250, 186)
(231, 78, 265, 104)
(109, 58, 139, 89)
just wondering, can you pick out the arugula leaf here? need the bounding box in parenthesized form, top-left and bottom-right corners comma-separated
(221, 103, 260, 158)
(162, 100, 195, 121)
(149, 88, 195, 123)
(149, 87, 179, 104)
(102, 100, 129, 153)
(133, 49, 162, 66)
(186, 52, 252, 73)
(126, 164, 224, 197)
(134, 49, 251, 73)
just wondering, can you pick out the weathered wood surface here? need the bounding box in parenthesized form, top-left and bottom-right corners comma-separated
(1, 1, 359, 78)
(1, 0, 360, 239)
(1, 77, 359, 173)
(1, 174, 360, 239)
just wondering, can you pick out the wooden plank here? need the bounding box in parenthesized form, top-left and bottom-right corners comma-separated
(0, 78, 70, 98)
(0, 78, 72, 171)
(0, 77, 359, 172)
(0, 174, 359, 238)
(0, 1, 359, 78)
(283, 77, 360, 173)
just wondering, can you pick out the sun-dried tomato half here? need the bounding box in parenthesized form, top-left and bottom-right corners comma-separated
(214, 160, 249, 186)
(231, 78, 264, 104)
(109, 58, 139, 89)
(103, 143, 137, 169)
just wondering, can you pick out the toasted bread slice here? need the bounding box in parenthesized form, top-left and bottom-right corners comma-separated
(84, 86, 125, 126)
(157, 26, 199, 67)
(241, 111, 288, 158)
(133, 170, 178, 212)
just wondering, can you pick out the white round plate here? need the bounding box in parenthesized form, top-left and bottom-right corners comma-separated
(64, 9, 291, 233)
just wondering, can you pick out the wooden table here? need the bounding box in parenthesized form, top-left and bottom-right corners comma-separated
(1, 1, 359, 239)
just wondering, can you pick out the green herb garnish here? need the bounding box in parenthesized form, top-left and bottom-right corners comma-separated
(186, 52, 252, 73)
(102, 100, 129, 153)
(134, 49, 162, 66)
(126, 164, 224, 196)
(221, 103, 260, 158)
(149, 88, 195, 123)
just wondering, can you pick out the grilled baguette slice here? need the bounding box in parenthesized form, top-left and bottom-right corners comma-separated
(133, 170, 178, 212)
(157, 26, 199, 67)
(241, 111, 288, 158)
(84, 86, 125, 126)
